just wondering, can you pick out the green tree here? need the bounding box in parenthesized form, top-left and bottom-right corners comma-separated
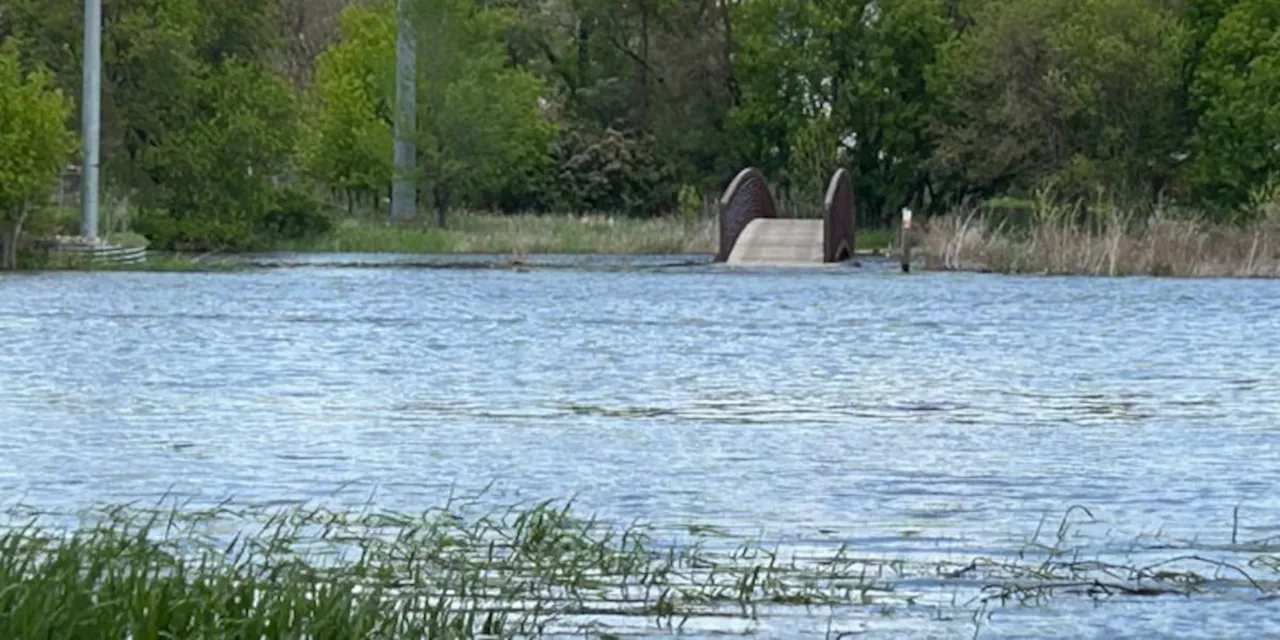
(495, 0, 742, 203)
(928, 0, 1189, 204)
(136, 59, 299, 250)
(1, 0, 208, 195)
(3, 0, 308, 249)
(1188, 0, 1280, 213)
(411, 0, 556, 224)
(1185, 0, 1239, 53)
(102, 0, 206, 196)
(300, 4, 396, 213)
(305, 1, 555, 224)
(0, 39, 74, 269)
(729, 0, 951, 226)
(194, 0, 282, 64)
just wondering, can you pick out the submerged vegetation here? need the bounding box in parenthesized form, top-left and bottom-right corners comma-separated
(2, 498, 1277, 638)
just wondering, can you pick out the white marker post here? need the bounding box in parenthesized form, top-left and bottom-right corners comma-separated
(900, 208, 913, 273)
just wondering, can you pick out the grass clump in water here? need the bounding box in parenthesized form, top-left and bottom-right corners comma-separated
(0, 499, 900, 638)
(2, 500, 1277, 638)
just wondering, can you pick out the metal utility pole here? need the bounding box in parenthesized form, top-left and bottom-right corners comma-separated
(80, 0, 102, 239)
(390, 0, 417, 221)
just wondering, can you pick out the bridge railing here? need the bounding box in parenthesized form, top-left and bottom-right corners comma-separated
(716, 168, 777, 262)
(823, 169, 856, 262)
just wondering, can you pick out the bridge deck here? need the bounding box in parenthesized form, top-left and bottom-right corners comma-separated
(725, 219, 824, 265)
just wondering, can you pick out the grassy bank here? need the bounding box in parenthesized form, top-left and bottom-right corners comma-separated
(919, 202, 1280, 277)
(856, 227, 892, 253)
(2, 499, 1276, 638)
(282, 213, 720, 256)
(278, 213, 893, 257)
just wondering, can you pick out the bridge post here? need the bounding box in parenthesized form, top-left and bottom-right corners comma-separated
(900, 208, 913, 273)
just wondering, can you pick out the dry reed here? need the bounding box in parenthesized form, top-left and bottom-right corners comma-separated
(919, 197, 1280, 277)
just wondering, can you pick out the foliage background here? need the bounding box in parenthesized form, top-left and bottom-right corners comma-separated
(1, 0, 1278, 250)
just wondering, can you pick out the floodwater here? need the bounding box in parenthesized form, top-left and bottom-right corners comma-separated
(3, 254, 1280, 638)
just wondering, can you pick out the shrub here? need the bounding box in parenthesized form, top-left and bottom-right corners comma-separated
(547, 128, 678, 217)
(260, 187, 334, 240)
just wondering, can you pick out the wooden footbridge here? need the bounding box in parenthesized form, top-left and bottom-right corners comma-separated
(716, 168, 856, 266)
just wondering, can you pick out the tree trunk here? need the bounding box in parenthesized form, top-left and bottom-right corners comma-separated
(719, 0, 741, 107)
(577, 19, 590, 100)
(435, 183, 448, 229)
(640, 2, 650, 128)
(1, 203, 30, 271)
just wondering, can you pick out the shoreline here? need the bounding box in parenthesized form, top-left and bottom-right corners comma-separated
(28, 251, 1280, 278)
(64, 250, 891, 273)
(19, 211, 895, 272)
(30, 208, 1280, 279)
(24, 245, 1280, 279)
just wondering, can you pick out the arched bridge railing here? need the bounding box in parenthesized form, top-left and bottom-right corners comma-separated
(716, 168, 857, 264)
(716, 168, 777, 262)
(823, 168, 856, 262)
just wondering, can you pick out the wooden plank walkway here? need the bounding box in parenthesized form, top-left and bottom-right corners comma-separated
(725, 219, 824, 265)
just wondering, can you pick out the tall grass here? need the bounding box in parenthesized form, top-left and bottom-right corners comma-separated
(0, 500, 893, 638)
(283, 213, 720, 255)
(2, 499, 1277, 637)
(287, 212, 889, 257)
(919, 194, 1280, 277)
(857, 228, 892, 252)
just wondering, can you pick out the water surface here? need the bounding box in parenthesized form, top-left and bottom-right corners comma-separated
(2, 255, 1279, 637)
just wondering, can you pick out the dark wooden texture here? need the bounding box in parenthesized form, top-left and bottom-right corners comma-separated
(822, 169, 856, 263)
(716, 168, 777, 262)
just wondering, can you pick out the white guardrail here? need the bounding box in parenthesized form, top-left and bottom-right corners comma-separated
(39, 236, 149, 265)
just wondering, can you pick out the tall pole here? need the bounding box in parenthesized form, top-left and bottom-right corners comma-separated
(80, 0, 102, 239)
(391, 0, 417, 221)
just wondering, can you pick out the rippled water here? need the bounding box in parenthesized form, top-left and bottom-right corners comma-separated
(3, 255, 1280, 637)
